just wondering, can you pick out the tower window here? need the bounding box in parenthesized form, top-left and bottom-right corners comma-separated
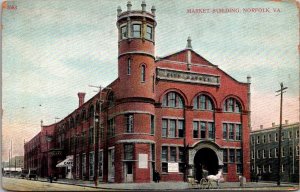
(127, 58, 131, 75)
(132, 24, 141, 38)
(141, 65, 146, 82)
(121, 25, 127, 39)
(146, 25, 153, 40)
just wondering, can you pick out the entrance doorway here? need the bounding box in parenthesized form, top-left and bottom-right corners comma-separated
(124, 162, 133, 182)
(194, 148, 219, 181)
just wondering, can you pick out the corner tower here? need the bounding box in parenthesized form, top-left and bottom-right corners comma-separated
(117, 1, 156, 100)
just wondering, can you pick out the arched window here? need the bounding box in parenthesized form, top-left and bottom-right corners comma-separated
(141, 65, 146, 82)
(127, 58, 131, 75)
(193, 94, 214, 110)
(162, 92, 184, 108)
(223, 98, 241, 113)
(108, 92, 115, 107)
(89, 105, 94, 118)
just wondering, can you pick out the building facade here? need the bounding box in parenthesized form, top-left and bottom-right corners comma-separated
(250, 122, 299, 183)
(24, 1, 251, 183)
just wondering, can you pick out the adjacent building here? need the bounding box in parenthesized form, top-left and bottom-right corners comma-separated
(250, 121, 299, 183)
(24, 1, 251, 183)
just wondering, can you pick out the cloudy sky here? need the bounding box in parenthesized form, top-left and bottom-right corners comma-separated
(2, 0, 299, 161)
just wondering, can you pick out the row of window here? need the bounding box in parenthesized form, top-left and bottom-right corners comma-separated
(162, 92, 242, 113)
(223, 148, 243, 173)
(193, 121, 215, 139)
(252, 146, 300, 159)
(252, 164, 289, 174)
(121, 24, 153, 40)
(252, 130, 300, 144)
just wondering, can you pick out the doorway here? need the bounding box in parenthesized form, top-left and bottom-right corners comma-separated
(124, 162, 133, 182)
(194, 148, 219, 181)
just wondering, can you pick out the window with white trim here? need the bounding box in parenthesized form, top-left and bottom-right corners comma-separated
(132, 24, 141, 38)
(262, 149, 266, 159)
(146, 25, 153, 40)
(125, 114, 134, 133)
(223, 98, 241, 113)
(162, 119, 184, 138)
(193, 94, 214, 110)
(121, 25, 127, 39)
(162, 92, 184, 108)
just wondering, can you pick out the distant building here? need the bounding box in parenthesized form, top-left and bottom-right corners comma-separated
(250, 121, 299, 183)
(24, 1, 251, 183)
(10, 156, 24, 169)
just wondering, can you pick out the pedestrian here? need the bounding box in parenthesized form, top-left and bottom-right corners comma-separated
(153, 170, 157, 182)
(49, 174, 53, 183)
(156, 170, 160, 183)
(93, 176, 98, 187)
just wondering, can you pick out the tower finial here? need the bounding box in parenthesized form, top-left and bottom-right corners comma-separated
(141, 1, 146, 12)
(117, 6, 122, 15)
(186, 36, 192, 49)
(127, 1, 132, 11)
(151, 5, 156, 15)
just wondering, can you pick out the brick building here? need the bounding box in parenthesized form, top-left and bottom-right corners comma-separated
(24, 1, 251, 183)
(250, 122, 299, 183)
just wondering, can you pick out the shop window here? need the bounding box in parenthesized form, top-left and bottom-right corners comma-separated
(162, 92, 184, 108)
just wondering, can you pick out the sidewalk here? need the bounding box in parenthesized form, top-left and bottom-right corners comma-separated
(38, 178, 299, 190)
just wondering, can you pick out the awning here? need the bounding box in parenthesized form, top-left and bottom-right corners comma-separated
(56, 155, 73, 167)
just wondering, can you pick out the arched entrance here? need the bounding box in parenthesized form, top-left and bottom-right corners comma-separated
(194, 148, 219, 181)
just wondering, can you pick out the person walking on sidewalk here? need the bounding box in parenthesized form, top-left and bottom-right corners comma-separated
(93, 176, 98, 187)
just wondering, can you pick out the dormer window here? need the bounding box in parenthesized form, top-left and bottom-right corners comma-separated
(121, 25, 127, 39)
(132, 24, 141, 38)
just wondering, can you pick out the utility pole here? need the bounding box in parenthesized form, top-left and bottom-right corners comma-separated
(275, 82, 287, 186)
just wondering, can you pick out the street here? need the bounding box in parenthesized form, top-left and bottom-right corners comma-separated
(1, 177, 100, 191)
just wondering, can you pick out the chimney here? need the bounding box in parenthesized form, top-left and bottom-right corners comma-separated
(285, 120, 288, 125)
(272, 122, 275, 127)
(78, 92, 86, 107)
(260, 125, 263, 129)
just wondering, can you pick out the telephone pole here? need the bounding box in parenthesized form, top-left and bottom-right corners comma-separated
(275, 82, 287, 186)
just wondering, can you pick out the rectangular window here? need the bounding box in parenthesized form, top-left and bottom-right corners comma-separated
(251, 150, 254, 159)
(288, 131, 292, 139)
(170, 147, 177, 162)
(229, 124, 234, 140)
(179, 147, 184, 162)
(162, 163, 168, 173)
(263, 135, 266, 143)
(99, 150, 103, 177)
(108, 118, 115, 137)
(150, 115, 155, 135)
(126, 114, 134, 133)
(281, 132, 284, 141)
(151, 144, 155, 161)
(269, 149, 272, 158)
(268, 134, 271, 143)
(235, 124, 241, 140)
(193, 121, 199, 138)
(268, 164, 272, 173)
(282, 147, 285, 157)
(229, 149, 235, 163)
(168, 93, 176, 107)
(237, 164, 243, 174)
(169, 120, 176, 137)
(257, 150, 260, 159)
(256, 135, 260, 144)
(223, 149, 228, 173)
(223, 124, 227, 139)
(124, 144, 134, 160)
(178, 120, 184, 138)
(208, 122, 215, 139)
(275, 133, 278, 141)
(281, 164, 285, 172)
(296, 130, 299, 138)
(121, 26, 127, 39)
(262, 165, 266, 173)
(275, 148, 278, 158)
(89, 128, 94, 144)
(89, 152, 94, 177)
(262, 150, 266, 159)
(162, 147, 168, 162)
(223, 164, 228, 173)
(127, 58, 131, 75)
(162, 119, 167, 137)
(236, 149, 242, 163)
(132, 24, 141, 37)
(146, 25, 153, 40)
(200, 122, 206, 139)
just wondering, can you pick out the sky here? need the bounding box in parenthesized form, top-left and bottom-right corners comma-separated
(2, 0, 299, 162)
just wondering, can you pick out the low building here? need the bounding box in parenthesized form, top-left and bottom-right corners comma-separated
(250, 121, 299, 183)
